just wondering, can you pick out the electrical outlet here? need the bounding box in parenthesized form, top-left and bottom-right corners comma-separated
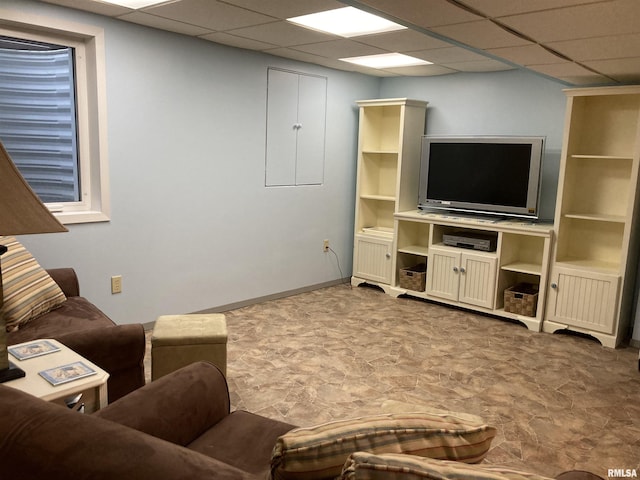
(111, 275, 122, 294)
(323, 239, 330, 252)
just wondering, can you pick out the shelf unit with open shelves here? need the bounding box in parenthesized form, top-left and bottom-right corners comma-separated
(545, 86, 640, 347)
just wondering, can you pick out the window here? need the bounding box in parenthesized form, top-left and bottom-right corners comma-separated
(0, 36, 79, 203)
(0, 9, 110, 224)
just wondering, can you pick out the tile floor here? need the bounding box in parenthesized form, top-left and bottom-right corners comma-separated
(144, 283, 640, 478)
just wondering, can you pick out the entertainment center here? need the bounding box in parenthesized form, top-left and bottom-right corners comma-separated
(352, 87, 640, 348)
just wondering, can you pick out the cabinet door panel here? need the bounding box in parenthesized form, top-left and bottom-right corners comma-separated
(296, 74, 326, 185)
(265, 69, 298, 186)
(459, 253, 497, 309)
(548, 267, 620, 334)
(354, 235, 392, 284)
(426, 247, 459, 301)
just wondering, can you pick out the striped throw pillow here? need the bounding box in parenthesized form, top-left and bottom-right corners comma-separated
(340, 453, 554, 480)
(270, 411, 497, 480)
(1, 236, 66, 332)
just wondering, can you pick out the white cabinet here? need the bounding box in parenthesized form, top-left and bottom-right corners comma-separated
(426, 246, 497, 309)
(547, 266, 620, 334)
(265, 68, 326, 186)
(353, 234, 393, 284)
(351, 98, 427, 292)
(391, 211, 553, 332)
(544, 86, 640, 347)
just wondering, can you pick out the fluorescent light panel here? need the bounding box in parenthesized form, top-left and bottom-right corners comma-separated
(287, 7, 406, 37)
(341, 53, 431, 69)
(96, 0, 168, 8)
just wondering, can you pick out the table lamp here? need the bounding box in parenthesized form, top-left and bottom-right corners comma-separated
(0, 141, 68, 382)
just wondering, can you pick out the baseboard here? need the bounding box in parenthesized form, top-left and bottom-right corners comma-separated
(142, 278, 350, 331)
(193, 277, 350, 314)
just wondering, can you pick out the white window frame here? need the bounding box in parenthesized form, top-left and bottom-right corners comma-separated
(0, 8, 110, 224)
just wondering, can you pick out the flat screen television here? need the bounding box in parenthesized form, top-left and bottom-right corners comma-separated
(418, 135, 544, 219)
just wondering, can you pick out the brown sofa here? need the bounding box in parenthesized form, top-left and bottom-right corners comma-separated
(0, 361, 295, 479)
(7, 268, 145, 402)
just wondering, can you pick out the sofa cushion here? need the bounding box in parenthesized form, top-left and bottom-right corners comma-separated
(0, 236, 66, 332)
(270, 411, 497, 480)
(189, 410, 295, 476)
(339, 453, 554, 480)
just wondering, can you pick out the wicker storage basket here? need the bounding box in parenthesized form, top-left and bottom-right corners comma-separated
(399, 263, 427, 291)
(504, 283, 539, 317)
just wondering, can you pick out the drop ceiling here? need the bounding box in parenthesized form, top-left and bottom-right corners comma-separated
(38, 0, 640, 86)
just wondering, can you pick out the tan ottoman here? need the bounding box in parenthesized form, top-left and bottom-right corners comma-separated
(151, 314, 227, 381)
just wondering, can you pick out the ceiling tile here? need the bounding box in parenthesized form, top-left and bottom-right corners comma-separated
(526, 61, 614, 84)
(548, 33, 640, 62)
(219, 0, 345, 19)
(382, 64, 457, 76)
(441, 58, 514, 72)
(411, 46, 492, 64)
(199, 32, 279, 50)
(459, 0, 606, 18)
(583, 57, 640, 83)
(498, 0, 640, 43)
(142, 0, 278, 31)
(354, 29, 452, 52)
(487, 44, 568, 66)
(226, 20, 335, 47)
(430, 20, 531, 49)
(118, 11, 213, 36)
(291, 39, 387, 58)
(40, 0, 132, 16)
(352, 0, 482, 27)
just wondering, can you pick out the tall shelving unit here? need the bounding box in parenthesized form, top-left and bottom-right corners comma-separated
(351, 98, 427, 291)
(544, 86, 640, 347)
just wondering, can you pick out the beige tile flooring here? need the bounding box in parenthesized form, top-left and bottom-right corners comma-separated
(144, 283, 640, 478)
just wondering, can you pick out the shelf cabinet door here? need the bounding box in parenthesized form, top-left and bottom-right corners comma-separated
(354, 234, 393, 284)
(426, 247, 460, 302)
(547, 266, 620, 334)
(459, 252, 497, 309)
(427, 247, 497, 308)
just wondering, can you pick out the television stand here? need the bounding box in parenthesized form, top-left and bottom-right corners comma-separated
(376, 210, 553, 332)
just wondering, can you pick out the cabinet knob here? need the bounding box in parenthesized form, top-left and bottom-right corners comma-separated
(385, 253, 391, 259)
(551, 282, 558, 289)
(460, 267, 466, 274)
(453, 266, 459, 273)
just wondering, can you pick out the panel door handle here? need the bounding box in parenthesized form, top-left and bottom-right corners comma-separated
(551, 282, 558, 289)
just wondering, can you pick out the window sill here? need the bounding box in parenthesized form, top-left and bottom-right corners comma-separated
(55, 210, 110, 225)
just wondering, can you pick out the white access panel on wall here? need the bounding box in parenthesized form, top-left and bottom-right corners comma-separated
(265, 68, 326, 187)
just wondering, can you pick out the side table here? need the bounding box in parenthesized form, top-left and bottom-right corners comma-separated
(5, 338, 109, 412)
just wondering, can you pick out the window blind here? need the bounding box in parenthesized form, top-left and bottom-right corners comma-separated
(0, 37, 79, 203)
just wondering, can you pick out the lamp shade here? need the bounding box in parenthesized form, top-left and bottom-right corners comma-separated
(0, 141, 68, 235)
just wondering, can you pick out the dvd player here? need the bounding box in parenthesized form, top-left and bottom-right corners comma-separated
(442, 232, 497, 252)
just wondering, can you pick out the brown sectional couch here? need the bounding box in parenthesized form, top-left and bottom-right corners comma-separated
(7, 268, 145, 402)
(0, 361, 295, 479)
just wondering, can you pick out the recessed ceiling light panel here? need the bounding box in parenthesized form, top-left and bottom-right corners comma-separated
(340, 53, 431, 69)
(97, 0, 169, 8)
(287, 7, 406, 38)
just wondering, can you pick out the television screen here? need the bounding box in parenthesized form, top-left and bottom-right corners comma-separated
(418, 136, 544, 219)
